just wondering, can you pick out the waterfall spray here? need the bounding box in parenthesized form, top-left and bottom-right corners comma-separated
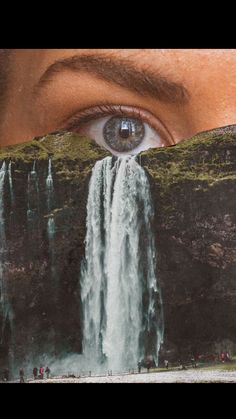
(81, 156, 164, 373)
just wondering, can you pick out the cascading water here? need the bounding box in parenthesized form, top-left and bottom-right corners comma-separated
(0, 161, 11, 340)
(27, 160, 39, 228)
(46, 158, 56, 283)
(46, 158, 55, 240)
(8, 161, 14, 207)
(81, 156, 164, 373)
(0, 162, 6, 318)
(0, 161, 15, 369)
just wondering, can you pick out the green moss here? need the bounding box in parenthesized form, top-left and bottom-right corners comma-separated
(1, 126, 236, 189)
(0, 132, 110, 164)
(141, 127, 236, 190)
(38, 132, 110, 162)
(0, 140, 50, 162)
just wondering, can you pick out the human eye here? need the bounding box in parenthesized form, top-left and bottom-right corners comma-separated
(62, 104, 174, 156)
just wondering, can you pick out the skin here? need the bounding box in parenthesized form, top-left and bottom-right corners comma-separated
(0, 49, 236, 151)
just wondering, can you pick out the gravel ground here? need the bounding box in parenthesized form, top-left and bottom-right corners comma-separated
(27, 369, 236, 383)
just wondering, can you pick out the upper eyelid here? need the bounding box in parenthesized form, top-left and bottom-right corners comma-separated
(61, 104, 140, 127)
(59, 101, 120, 125)
(62, 105, 127, 128)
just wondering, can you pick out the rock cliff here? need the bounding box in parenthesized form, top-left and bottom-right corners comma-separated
(1, 125, 236, 372)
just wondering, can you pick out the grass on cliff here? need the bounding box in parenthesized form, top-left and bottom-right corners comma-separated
(0, 140, 50, 162)
(1, 128, 236, 188)
(141, 132, 236, 189)
(0, 132, 110, 163)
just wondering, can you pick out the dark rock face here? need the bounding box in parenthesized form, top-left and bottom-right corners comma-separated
(1, 126, 236, 374)
(141, 125, 236, 361)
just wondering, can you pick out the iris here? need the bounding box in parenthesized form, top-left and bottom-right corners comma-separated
(103, 116, 145, 152)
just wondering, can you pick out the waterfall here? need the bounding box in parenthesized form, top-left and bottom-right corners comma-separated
(8, 161, 14, 207)
(46, 158, 55, 238)
(46, 158, 54, 211)
(81, 156, 164, 373)
(0, 161, 15, 372)
(0, 162, 8, 337)
(0, 161, 6, 245)
(47, 217, 55, 240)
(46, 158, 56, 287)
(0, 162, 6, 308)
(27, 160, 39, 226)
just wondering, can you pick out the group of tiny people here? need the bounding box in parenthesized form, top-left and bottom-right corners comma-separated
(1, 365, 51, 383)
(136, 352, 232, 374)
(137, 358, 195, 373)
(1, 351, 232, 381)
(20, 366, 51, 383)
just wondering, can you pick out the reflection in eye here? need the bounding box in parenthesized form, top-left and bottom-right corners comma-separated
(63, 105, 174, 156)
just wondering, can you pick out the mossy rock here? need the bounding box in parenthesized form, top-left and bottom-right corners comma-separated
(141, 124, 236, 189)
(0, 132, 110, 164)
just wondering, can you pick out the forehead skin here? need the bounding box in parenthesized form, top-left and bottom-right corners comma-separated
(1, 49, 236, 146)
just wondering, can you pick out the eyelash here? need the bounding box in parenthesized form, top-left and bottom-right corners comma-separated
(61, 104, 174, 146)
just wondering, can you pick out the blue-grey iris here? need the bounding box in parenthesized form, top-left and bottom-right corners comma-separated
(103, 116, 145, 152)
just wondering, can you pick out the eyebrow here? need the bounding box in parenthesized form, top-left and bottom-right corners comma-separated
(35, 54, 190, 105)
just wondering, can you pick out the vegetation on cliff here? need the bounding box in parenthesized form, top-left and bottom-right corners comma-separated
(0, 132, 109, 162)
(1, 125, 236, 188)
(0, 132, 110, 182)
(141, 125, 236, 191)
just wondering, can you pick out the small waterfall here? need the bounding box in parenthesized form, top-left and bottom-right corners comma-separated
(8, 161, 14, 207)
(46, 158, 54, 212)
(27, 160, 39, 228)
(0, 162, 8, 337)
(47, 217, 55, 240)
(0, 161, 15, 372)
(46, 158, 55, 236)
(81, 156, 164, 373)
(0, 161, 6, 307)
(46, 158, 56, 278)
(0, 161, 6, 244)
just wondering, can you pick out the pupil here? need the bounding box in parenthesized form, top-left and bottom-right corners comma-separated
(119, 121, 131, 139)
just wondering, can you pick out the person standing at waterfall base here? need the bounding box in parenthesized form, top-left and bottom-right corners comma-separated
(191, 356, 197, 368)
(146, 360, 151, 373)
(39, 366, 44, 379)
(19, 368, 25, 383)
(45, 366, 50, 379)
(3, 368, 9, 382)
(33, 367, 38, 379)
(138, 361, 141, 373)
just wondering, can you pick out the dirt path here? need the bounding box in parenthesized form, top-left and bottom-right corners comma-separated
(28, 369, 236, 383)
